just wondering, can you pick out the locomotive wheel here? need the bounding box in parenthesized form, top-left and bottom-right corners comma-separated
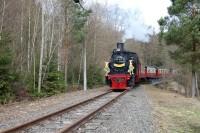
(131, 78, 135, 88)
(128, 76, 135, 88)
(105, 76, 111, 87)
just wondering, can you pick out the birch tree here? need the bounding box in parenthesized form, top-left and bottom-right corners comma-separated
(38, 4, 45, 93)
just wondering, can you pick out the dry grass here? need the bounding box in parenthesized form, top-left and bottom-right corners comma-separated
(144, 85, 200, 133)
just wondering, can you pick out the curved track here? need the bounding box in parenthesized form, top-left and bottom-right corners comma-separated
(1, 90, 127, 133)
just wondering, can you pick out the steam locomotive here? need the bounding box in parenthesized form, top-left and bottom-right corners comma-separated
(105, 42, 173, 90)
(105, 43, 141, 90)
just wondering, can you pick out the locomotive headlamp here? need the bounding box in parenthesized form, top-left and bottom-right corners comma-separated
(114, 63, 125, 67)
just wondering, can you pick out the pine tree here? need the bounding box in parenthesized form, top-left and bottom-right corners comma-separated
(0, 32, 15, 103)
(159, 0, 200, 97)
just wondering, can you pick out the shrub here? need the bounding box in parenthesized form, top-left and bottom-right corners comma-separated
(0, 32, 16, 104)
(87, 65, 104, 88)
(42, 71, 65, 96)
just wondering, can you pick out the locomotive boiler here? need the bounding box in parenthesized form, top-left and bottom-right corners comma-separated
(105, 43, 141, 90)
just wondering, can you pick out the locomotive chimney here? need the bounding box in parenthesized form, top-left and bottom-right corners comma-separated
(117, 42, 124, 51)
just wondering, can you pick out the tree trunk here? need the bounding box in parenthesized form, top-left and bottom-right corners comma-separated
(192, 71, 196, 97)
(49, 17, 54, 58)
(83, 38, 87, 91)
(93, 29, 97, 64)
(195, 72, 199, 97)
(42, 39, 61, 82)
(32, 7, 40, 90)
(27, 0, 31, 72)
(57, 46, 61, 72)
(191, 3, 197, 98)
(78, 49, 83, 86)
(20, 0, 24, 72)
(57, 22, 64, 72)
(38, 7, 45, 93)
(0, 0, 5, 41)
(64, 60, 68, 88)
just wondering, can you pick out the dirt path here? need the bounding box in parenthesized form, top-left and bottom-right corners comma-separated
(145, 85, 200, 133)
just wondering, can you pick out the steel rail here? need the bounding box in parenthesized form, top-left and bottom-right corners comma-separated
(1, 91, 111, 133)
(58, 90, 128, 133)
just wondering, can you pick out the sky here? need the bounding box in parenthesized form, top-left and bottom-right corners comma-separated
(86, 0, 172, 41)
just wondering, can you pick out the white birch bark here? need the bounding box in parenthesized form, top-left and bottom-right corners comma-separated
(32, 8, 40, 90)
(57, 27, 61, 72)
(49, 17, 54, 58)
(42, 32, 64, 82)
(83, 37, 87, 91)
(20, 0, 24, 72)
(38, 7, 45, 93)
(78, 49, 83, 85)
(57, 21, 65, 72)
(27, 0, 31, 72)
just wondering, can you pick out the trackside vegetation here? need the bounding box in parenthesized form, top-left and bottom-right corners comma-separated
(159, 0, 200, 97)
(0, 33, 17, 103)
(0, 1, 104, 104)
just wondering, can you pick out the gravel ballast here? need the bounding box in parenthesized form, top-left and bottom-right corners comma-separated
(0, 85, 156, 133)
(0, 87, 108, 132)
(78, 85, 155, 133)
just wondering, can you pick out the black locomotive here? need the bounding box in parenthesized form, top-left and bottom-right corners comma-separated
(106, 43, 140, 88)
(105, 42, 173, 90)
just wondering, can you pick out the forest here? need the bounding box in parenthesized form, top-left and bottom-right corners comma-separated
(0, 0, 199, 104)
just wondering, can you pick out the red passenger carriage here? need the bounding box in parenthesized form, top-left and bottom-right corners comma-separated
(105, 43, 172, 90)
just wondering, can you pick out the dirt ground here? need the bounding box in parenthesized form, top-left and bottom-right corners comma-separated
(144, 85, 200, 133)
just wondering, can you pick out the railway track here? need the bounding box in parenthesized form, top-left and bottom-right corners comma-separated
(1, 90, 127, 133)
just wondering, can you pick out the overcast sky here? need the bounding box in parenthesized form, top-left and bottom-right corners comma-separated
(87, 0, 171, 41)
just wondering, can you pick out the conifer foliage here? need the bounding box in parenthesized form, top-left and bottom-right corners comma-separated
(159, 0, 200, 97)
(0, 33, 16, 103)
(0, 0, 131, 103)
